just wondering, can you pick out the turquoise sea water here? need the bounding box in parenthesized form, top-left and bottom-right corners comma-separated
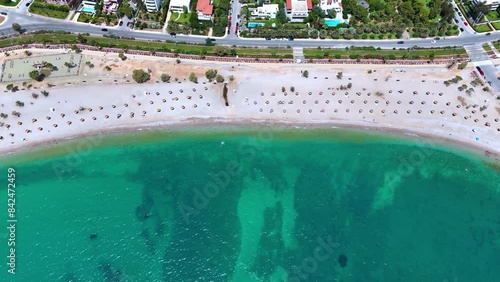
(1, 127, 500, 282)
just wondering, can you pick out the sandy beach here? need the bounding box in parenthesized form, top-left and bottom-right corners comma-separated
(1, 48, 499, 156)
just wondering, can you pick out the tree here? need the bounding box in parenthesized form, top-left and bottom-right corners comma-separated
(205, 38, 214, 46)
(132, 69, 151, 83)
(302, 70, 309, 78)
(189, 12, 199, 28)
(327, 9, 337, 18)
(64, 62, 76, 68)
(161, 73, 171, 82)
(77, 33, 87, 43)
(40, 68, 52, 79)
(470, 3, 490, 23)
(118, 52, 127, 60)
(11, 23, 21, 33)
(29, 70, 41, 81)
(337, 72, 343, 79)
(205, 69, 218, 81)
(41, 90, 49, 97)
(216, 74, 224, 83)
(276, 3, 288, 24)
(6, 84, 13, 91)
(189, 73, 198, 83)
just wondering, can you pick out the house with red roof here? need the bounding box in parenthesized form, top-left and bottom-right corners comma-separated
(196, 0, 214, 21)
(285, 0, 313, 21)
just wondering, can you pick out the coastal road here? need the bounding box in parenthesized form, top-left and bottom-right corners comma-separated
(1, 6, 500, 49)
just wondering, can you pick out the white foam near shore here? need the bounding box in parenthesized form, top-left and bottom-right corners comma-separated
(0, 50, 499, 156)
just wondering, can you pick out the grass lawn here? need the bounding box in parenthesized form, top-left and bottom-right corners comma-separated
(172, 12, 190, 23)
(492, 22, 500, 30)
(77, 12, 93, 23)
(483, 44, 492, 51)
(252, 19, 279, 26)
(0, 0, 18, 7)
(29, 1, 70, 19)
(473, 24, 492, 33)
(486, 10, 500, 21)
(303, 46, 467, 60)
(284, 23, 308, 29)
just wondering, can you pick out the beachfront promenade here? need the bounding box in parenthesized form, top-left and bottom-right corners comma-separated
(0, 44, 469, 66)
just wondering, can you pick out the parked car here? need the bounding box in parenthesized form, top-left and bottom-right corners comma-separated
(26, 2, 31, 6)
(434, 37, 440, 40)
(101, 28, 108, 32)
(460, 28, 464, 32)
(119, 21, 123, 26)
(486, 32, 491, 36)
(454, 19, 459, 23)
(476, 66, 484, 76)
(288, 37, 294, 41)
(209, 38, 216, 42)
(0, 12, 7, 15)
(454, 7, 458, 11)
(464, 21, 468, 26)
(170, 32, 176, 37)
(397, 41, 404, 44)
(237, 15, 240, 19)
(265, 37, 271, 40)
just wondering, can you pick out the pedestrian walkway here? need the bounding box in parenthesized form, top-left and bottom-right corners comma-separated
(293, 47, 304, 63)
(65, 10, 75, 22)
(487, 41, 500, 58)
(71, 12, 80, 23)
(162, 11, 172, 33)
(464, 44, 492, 66)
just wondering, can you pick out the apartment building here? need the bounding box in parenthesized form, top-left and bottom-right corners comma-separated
(143, 0, 163, 12)
(471, 0, 500, 10)
(169, 0, 191, 13)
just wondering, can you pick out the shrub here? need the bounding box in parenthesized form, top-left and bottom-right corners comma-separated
(215, 74, 224, 83)
(205, 69, 218, 81)
(132, 69, 150, 83)
(189, 73, 198, 83)
(160, 73, 171, 82)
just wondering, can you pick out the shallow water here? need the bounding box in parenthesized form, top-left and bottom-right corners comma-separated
(1, 127, 499, 282)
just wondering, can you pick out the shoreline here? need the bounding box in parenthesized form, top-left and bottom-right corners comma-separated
(1, 118, 498, 163)
(0, 50, 498, 161)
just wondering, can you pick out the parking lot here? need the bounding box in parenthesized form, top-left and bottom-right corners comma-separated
(0, 53, 82, 83)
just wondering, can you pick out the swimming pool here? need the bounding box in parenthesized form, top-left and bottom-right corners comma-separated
(81, 6, 95, 13)
(248, 22, 265, 28)
(325, 18, 343, 27)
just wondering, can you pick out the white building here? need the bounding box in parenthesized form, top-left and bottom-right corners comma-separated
(471, 0, 500, 10)
(286, 0, 312, 21)
(319, 0, 342, 13)
(143, 0, 162, 12)
(169, 0, 191, 13)
(251, 4, 279, 18)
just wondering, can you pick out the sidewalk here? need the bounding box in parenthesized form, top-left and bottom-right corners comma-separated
(487, 41, 500, 58)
